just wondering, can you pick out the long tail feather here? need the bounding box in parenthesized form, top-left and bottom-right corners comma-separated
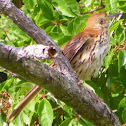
(7, 85, 42, 122)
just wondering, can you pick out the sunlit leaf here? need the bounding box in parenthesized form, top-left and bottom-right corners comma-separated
(109, 20, 123, 34)
(119, 97, 126, 110)
(39, 0, 55, 20)
(59, 118, 73, 126)
(118, 50, 126, 73)
(22, 112, 30, 125)
(122, 108, 126, 122)
(104, 50, 114, 70)
(38, 98, 53, 126)
(52, 0, 78, 17)
(110, 0, 117, 13)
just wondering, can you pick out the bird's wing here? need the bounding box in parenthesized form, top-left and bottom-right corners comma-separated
(63, 34, 93, 62)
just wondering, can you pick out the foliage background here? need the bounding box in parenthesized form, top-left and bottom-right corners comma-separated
(0, 0, 126, 125)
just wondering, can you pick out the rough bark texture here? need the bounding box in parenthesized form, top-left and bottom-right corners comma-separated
(14, 44, 57, 59)
(0, 43, 120, 126)
(0, 0, 78, 82)
(0, 0, 121, 125)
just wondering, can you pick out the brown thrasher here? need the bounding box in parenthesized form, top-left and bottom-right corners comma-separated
(7, 12, 119, 121)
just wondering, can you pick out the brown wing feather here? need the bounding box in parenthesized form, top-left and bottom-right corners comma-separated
(62, 28, 99, 62)
(63, 33, 92, 62)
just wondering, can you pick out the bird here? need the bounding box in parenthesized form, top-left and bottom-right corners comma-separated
(7, 12, 119, 121)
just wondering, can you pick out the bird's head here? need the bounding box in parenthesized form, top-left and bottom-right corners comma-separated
(85, 12, 119, 30)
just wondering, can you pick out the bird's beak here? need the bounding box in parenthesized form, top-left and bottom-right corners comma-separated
(108, 12, 121, 19)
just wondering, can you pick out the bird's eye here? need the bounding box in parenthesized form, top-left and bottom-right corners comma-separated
(99, 18, 105, 25)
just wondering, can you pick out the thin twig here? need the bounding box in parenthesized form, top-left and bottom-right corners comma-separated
(4, 29, 11, 42)
(81, 0, 105, 15)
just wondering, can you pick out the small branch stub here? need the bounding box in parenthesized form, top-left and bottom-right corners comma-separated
(17, 44, 57, 60)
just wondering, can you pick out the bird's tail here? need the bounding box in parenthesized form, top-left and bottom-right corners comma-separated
(7, 85, 42, 122)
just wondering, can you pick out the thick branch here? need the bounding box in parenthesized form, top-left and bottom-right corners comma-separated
(0, 0, 78, 82)
(0, 43, 120, 126)
(16, 44, 57, 59)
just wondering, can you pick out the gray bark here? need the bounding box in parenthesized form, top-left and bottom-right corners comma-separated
(0, 43, 120, 126)
(0, 0, 78, 82)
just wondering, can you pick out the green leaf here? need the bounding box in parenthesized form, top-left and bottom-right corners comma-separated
(59, 118, 73, 126)
(38, 98, 53, 126)
(58, 36, 71, 46)
(45, 25, 56, 34)
(22, 112, 30, 125)
(104, 0, 117, 12)
(119, 3, 126, 12)
(63, 105, 76, 117)
(73, 15, 88, 34)
(122, 108, 126, 122)
(85, 80, 104, 99)
(49, 32, 63, 43)
(118, 50, 126, 73)
(14, 114, 24, 126)
(52, 0, 78, 17)
(39, 0, 55, 20)
(1, 78, 14, 91)
(60, 118, 92, 126)
(85, 0, 93, 7)
(110, 0, 117, 13)
(119, 97, 126, 110)
(104, 50, 114, 70)
(25, 98, 36, 112)
(67, 15, 88, 37)
(34, 11, 48, 26)
(79, 118, 93, 126)
(23, 0, 37, 9)
(68, 20, 75, 36)
(0, 114, 4, 126)
(109, 20, 123, 34)
(104, 0, 111, 11)
(110, 36, 116, 45)
(60, 24, 70, 36)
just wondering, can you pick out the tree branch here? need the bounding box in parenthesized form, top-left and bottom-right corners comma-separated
(15, 44, 57, 60)
(0, 0, 78, 82)
(81, 0, 105, 14)
(0, 43, 120, 126)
